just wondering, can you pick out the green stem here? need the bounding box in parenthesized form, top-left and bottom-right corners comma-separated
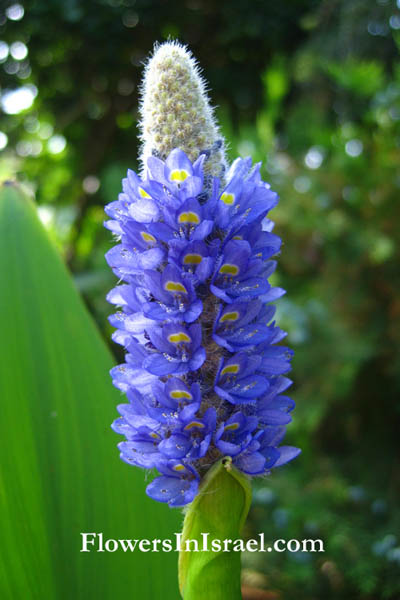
(178, 457, 252, 600)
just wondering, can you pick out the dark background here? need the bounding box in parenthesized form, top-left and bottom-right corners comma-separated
(1, 1, 400, 597)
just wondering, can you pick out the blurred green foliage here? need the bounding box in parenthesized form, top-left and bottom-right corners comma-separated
(1, 0, 399, 598)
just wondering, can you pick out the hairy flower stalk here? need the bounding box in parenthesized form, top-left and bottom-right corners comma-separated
(105, 42, 300, 599)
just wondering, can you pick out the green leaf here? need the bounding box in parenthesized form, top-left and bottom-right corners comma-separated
(0, 183, 181, 599)
(179, 457, 252, 600)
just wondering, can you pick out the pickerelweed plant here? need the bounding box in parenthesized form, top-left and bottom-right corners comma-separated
(105, 41, 300, 599)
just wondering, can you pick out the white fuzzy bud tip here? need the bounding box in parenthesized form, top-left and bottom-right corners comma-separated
(139, 41, 227, 180)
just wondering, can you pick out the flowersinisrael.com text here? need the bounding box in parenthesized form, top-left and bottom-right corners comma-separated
(80, 533, 324, 554)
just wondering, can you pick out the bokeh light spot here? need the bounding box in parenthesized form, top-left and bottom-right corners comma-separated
(304, 146, 324, 169)
(345, 139, 363, 157)
(0, 131, 8, 150)
(48, 135, 67, 154)
(0, 41, 9, 61)
(82, 175, 100, 194)
(1, 85, 38, 114)
(10, 41, 28, 61)
(294, 175, 311, 193)
(6, 4, 24, 21)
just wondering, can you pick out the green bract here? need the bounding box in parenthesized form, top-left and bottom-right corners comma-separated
(179, 458, 252, 600)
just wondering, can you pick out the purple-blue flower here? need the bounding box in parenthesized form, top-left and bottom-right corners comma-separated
(105, 148, 300, 507)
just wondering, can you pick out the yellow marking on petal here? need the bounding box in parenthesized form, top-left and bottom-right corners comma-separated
(220, 311, 239, 322)
(173, 464, 186, 472)
(170, 169, 189, 182)
(141, 231, 156, 243)
(233, 235, 242, 240)
(221, 364, 240, 376)
(183, 253, 202, 265)
(170, 390, 193, 400)
(224, 423, 240, 431)
(221, 192, 235, 205)
(178, 211, 200, 224)
(150, 432, 160, 439)
(184, 421, 205, 430)
(165, 281, 187, 293)
(168, 332, 191, 344)
(139, 187, 151, 198)
(219, 263, 239, 276)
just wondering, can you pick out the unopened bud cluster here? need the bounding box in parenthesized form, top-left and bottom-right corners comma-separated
(139, 41, 227, 182)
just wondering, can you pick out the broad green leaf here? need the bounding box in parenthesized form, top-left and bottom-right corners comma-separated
(179, 457, 252, 600)
(0, 183, 181, 599)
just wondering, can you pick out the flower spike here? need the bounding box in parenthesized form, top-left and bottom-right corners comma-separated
(105, 42, 300, 509)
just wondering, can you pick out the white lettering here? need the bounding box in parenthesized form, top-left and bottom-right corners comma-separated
(302, 539, 324, 552)
(162, 539, 173, 552)
(274, 539, 286, 552)
(185, 539, 199, 552)
(232, 539, 245, 552)
(175, 533, 182, 552)
(201, 532, 209, 551)
(246, 539, 258, 552)
(105, 539, 118, 552)
(80, 533, 97, 552)
(138, 539, 151, 552)
(287, 539, 300, 552)
(211, 539, 221, 552)
(118, 539, 138, 552)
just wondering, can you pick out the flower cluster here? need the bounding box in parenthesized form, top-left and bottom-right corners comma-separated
(105, 147, 300, 507)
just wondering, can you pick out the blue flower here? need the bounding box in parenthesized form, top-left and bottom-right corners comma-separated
(105, 148, 300, 507)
